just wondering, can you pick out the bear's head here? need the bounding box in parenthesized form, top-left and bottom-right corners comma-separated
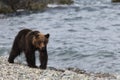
(32, 31, 50, 51)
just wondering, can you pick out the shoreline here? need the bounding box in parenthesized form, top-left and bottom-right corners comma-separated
(0, 56, 119, 80)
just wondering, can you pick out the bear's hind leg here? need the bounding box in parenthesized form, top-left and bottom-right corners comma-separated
(8, 49, 21, 63)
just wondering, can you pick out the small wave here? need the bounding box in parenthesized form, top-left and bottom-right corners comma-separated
(81, 7, 98, 12)
(48, 4, 69, 8)
(68, 29, 77, 32)
(96, 50, 115, 58)
(47, 4, 80, 11)
(64, 16, 82, 21)
(95, 27, 109, 31)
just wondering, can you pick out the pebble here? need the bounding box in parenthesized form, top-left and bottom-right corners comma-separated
(0, 56, 120, 80)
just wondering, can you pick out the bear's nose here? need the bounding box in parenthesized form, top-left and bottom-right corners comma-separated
(41, 47, 46, 51)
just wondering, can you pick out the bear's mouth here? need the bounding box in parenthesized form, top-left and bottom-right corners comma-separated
(41, 47, 46, 51)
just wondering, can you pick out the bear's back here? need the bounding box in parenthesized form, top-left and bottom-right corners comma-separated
(12, 29, 32, 51)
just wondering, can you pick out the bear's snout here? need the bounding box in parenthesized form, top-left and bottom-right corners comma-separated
(41, 47, 46, 51)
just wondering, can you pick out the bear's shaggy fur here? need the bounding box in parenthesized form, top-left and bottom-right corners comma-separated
(8, 29, 50, 69)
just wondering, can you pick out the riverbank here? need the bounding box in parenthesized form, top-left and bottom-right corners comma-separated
(0, 56, 119, 80)
(0, 0, 73, 13)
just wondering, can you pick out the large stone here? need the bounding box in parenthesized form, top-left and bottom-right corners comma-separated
(0, 0, 74, 13)
(1, 0, 20, 11)
(45, 0, 74, 4)
(112, 0, 120, 2)
(28, 2, 47, 10)
(57, 0, 74, 4)
(0, 1, 13, 13)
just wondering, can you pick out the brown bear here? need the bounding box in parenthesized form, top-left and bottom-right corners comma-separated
(8, 29, 50, 69)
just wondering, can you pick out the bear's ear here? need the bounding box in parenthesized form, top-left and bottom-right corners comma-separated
(32, 31, 39, 36)
(32, 31, 40, 38)
(45, 34, 50, 38)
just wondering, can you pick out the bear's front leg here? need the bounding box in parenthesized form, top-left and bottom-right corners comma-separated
(39, 50, 48, 69)
(25, 51, 37, 68)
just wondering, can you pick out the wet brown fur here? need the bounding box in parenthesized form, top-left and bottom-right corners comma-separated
(8, 29, 50, 69)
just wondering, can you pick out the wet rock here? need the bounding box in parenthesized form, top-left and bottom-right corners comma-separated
(112, 0, 120, 2)
(67, 67, 86, 74)
(28, 2, 47, 10)
(6, 0, 47, 11)
(94, 73, 116, 79)
(61, 70, 80, 80)
(47, 0, 74, 4)
(48, 67, 65, 72)
(0, 0, 74, 13)
(0, 1, 13, 13)
(1, 0, 20, 11)
(57, 0, 74, 4)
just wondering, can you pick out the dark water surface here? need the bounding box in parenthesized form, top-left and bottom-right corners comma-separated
(1, 0, 120, 73)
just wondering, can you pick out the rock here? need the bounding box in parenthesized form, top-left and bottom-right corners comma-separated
(112, 0, 120, 2)
(47, 0, 74, 4)
(57, 0, 74, 4)
(0, 1, 13, 13)
(67, 67, 86, 74)
(0, 0, 74, 13)
(1, 0, 20, 11)
(61, 70, 80, 80)
(48, 67, 65, 72)
(28, 2, 47, 10)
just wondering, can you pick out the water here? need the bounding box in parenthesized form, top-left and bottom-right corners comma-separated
(1, 0, 120, 73)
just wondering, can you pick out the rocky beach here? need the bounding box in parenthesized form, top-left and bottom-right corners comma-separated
(0, 56, 119, 80)
(1, 0, 120, 79)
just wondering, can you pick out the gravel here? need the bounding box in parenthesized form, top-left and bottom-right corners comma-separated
(0, 56, 119, 80)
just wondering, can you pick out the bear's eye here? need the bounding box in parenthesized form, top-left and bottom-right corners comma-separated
(38, 41, 41, 44)
(35, 34, 39, 38)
